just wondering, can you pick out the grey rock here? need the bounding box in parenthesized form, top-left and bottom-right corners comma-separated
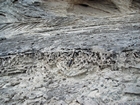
(57, 100, 67, 105)
(77, 96, 98, 105)
(0, 0, 140, 105)
(124, 85, 140, 95)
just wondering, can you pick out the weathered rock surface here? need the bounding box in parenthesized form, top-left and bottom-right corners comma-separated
(0, 0, 140, 105)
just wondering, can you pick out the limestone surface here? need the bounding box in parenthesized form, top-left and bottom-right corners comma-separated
(0, 0, 140, 105)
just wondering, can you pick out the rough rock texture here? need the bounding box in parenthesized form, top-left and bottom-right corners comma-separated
(0, 0, 140, 105)
(68, 0, 133, 13)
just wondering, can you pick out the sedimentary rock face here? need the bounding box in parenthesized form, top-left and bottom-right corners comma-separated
(0, 0, 140, 105)
(68, 0, 133, 13)
(111, 0, 133, 12)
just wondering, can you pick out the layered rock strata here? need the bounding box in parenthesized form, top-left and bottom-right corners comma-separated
(0, 0, 140, 105)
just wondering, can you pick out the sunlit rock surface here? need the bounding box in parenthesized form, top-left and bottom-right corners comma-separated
(0, 0, 140, 105)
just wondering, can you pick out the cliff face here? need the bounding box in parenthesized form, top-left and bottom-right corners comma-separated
(0, 0, 140, 21)
(0, 0, 140, 105)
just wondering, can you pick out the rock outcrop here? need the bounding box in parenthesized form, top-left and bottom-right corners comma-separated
(68, 0, 133, 13)
(0, 0, 140, 105)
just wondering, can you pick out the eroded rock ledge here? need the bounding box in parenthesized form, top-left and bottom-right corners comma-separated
(0, 0, 140, 105)
(68, 0, 133, 12)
